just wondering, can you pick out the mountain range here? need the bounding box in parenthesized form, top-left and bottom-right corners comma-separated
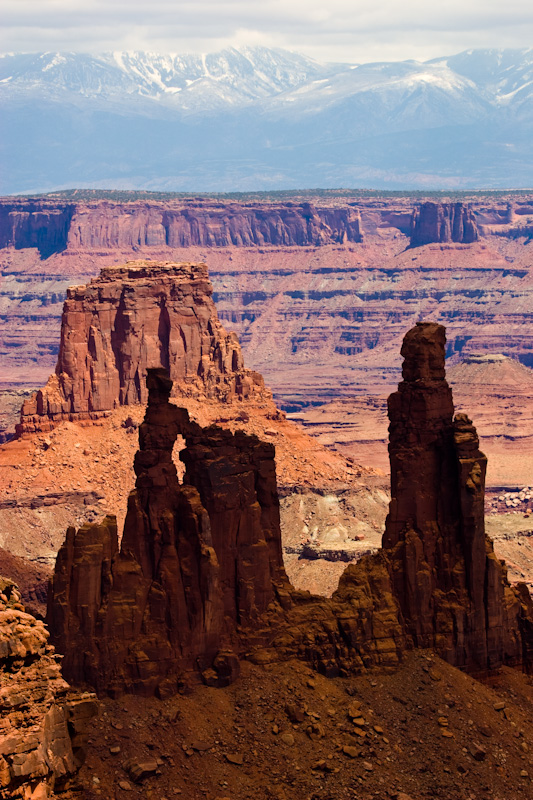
(1, 46, 533, 193)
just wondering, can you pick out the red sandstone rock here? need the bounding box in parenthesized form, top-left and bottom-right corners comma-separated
(0, 578, 97, 799)
(47, 368, 288, 695)
(3, 195, 533, 410)
(47, 327, 533, 697)
(0, 201, 75, 258)
(0, 199, 363, 254)
(383, 322, 526, 672)
(0, 547, 49, 618)
(18, 261, 271, 433)
(410, 202, 479, 246)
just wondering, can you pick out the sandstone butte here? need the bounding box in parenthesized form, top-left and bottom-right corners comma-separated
(0, 258, 376, 597)
(46, 323, 533, 703)
(410, 201, 479, 247)
(17, 260, 273, 434)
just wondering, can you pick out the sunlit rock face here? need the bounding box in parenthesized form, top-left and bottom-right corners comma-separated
(18, 261, 270, 433)
(0, 578, 97, 798)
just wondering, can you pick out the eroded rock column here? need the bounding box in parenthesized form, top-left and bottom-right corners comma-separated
(383, 321, 522, 671)
(47, 368, 288, 695)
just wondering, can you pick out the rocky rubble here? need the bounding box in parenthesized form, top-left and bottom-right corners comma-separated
(47, 324, 533, 698)
(72, 651, 533, 800)
(0, 578, 97, 799)
(490, 487, 533, 514)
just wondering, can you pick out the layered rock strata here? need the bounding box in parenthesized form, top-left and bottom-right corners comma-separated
(19, 261, 270, 433)
(410, 201, 479, 246)
(47, 368, 287, 695)
(0, 202, 75, 258)
(47, 326, 533, 697)
(0, 199, 363, 253)
(3, 195, 533, 403)
(0, 578, 97, 799)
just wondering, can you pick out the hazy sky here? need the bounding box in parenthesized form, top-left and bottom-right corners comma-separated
(3, 0, 533, 63)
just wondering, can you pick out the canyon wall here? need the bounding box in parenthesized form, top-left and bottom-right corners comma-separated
(18, 260, 271, 433)
(0, 199, 363, 251)
(410, 201, 479, 246)
(2, 194, 533, 414)
(47, 325, 533, 697)
(0, 202, 75, 257)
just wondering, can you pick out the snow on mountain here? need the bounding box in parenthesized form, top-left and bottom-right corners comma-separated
(1, 46, 531, 118)
(431, 48, 533, 94)
(1, 47, 532, 193)
(264, 59, 492, 134)
(0, 48, 329, 110)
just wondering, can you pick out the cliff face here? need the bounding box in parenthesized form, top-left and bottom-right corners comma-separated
(19, 261, 270, 433)
(47, 368, 287, 695)
(0, 199, 363, 251)
(410, 202, 479, 246)
(0, 202, 75, 257)
(47, 326, 533, 697)
(2, 195, 533, 413)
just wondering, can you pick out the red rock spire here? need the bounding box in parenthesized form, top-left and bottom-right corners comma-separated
(383, 321, 522, 671)
(47, 367, 287, 695)
(47, 325, 533, 697)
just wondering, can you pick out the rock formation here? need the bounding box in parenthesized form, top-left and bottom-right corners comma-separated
(0, 199, 363, 253)
(0, 548, 50, 619)
(3, 194, 533, 408)
(19, 261, 270, 433)
(0, 578, 97, 799)
(47, 325, 533, 697)
(410, 202, 479, 246)
(47, 368, 287, 695)
(382, 322, 524, 671)
(0, 202, 75, 258)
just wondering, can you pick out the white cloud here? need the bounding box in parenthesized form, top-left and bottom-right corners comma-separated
(2, 0, 533, 62)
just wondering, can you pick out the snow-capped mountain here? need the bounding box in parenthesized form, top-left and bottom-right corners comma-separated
(1, 47, 532, 193)
(0, 48, 329, 110)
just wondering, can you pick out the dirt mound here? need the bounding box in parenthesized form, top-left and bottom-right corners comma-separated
(69, 651, 533, 800)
